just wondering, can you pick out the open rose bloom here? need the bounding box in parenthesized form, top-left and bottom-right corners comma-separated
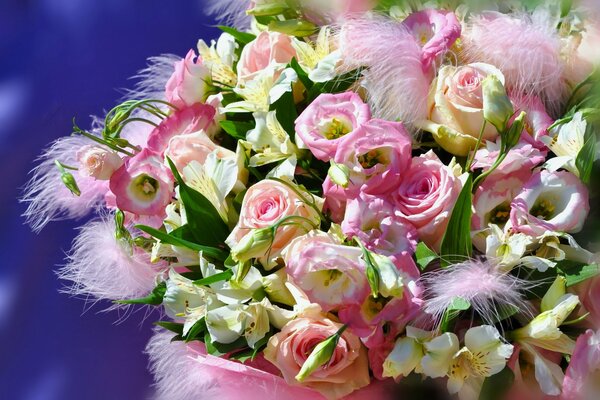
(23, 1, 600, 399)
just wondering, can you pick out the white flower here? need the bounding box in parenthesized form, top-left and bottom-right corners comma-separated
(483, 223, 533, 271)
(197, 32, 238, 87)
(163, 269, 213, 335)
(291, 27, 342, 83)
(447, 326, 514, 398)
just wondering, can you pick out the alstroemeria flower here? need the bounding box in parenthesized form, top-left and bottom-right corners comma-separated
(330, 119, 413, 196)
(197, 32, 238, 88)
(295, 92, 372, 162)
(447, 326, 514, 398)
(403, 9, 462, 71)
(109, 148, 174, 218)
(510, 170, 590, 237)
(291, 27, 342, 83)
(283, 231, 368, 311)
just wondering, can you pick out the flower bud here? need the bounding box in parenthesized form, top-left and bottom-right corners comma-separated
(501, 111, 526, 152)
(268, 19, 317, 37)
(370, 252, 405, 298)
(483, 75, 514, 133)
(541, 276, 567, 313)
(230, 227, 274, 263)
(262, 269, 295, 306)
(295, 325, 347, 382)
(247, 0, 289, 16)
(55, 160, 81, 196)
(328, 161, 350, 188)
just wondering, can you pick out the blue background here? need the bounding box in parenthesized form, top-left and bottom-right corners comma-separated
(0, 1, 217, 398)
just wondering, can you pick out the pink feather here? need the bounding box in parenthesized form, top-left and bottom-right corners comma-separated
(124, 54, 181, 101)
(462, 11, 566, 113)
(420, 259, 534, 327)
(202, 0, 252, 31)
(339, 15, 432, 125)
(21, 135, 109, 233)
(58, 216, 165, 303)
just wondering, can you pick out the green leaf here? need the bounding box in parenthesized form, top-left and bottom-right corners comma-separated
(220, 120, 255, 141)
(415, 242, 438, 271)
(440, 174, 474, 267)
(480, 367, 515, 400)
(440, 297, 471, 333)
(289, 58, 313, 91)
(204, 331, 248, 356)
(270, 89, 297, 142)
(167, 158, 230, 247)
(229, 330, 273, 363)
(155, 321, 184, 335)
(217, 26, 256, 45)
(116, 282, 166, 305)
(576, 123, 597, 184)
(185, 318, 207, 343)
(192, 270, 234, 286)
(558, 262, 600, 287)
(135, 225, 228, 261)
(307, 69, 361, 102)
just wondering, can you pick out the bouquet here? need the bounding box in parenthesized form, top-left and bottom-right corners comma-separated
(23, 0, 600, 399)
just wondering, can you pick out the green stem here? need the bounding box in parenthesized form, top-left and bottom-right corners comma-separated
(473, 153, 507, 189)
(466, 121, 487, 172)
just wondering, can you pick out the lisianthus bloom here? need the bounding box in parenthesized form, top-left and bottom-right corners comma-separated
(165, 131, 235, 172)
(76, 145, 123, 180)
(237, 31, 296, 83)
(226, 180, 321, 269)
(264, 316, 370, 400)
(418, 63, 506, 156)
(341, 193, 419, 276)
(109, 148, 174, 218)
(472, 136, 546, 176)
(562, 329, 600, 400)
(283, 231, 368, 311)
(403, 9, 462, 71)
(576, 277, 600, 326)
(330, 119, 412, 196)
(510, 170, 589, 237)
(511, 94, 554, 148)
(146, 103, 217, 154)
(295, 92, 371, 162)
(391, 151, 462, 251)
(165, 49, 211, 108)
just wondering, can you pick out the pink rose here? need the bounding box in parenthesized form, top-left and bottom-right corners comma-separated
(165, 131, 235, 172)
(472, 169, 532, 231)
(510, 170, 590, 237)
(237, 31, 296, 82)
(226, 180, 321, 267)
(283, 231, 369, 311)
(472, 136, 546, 176)
(165, 49, 211, 108)
(264, 316, 371, 400)
(342, 193, 419, 277)
(76, 145, 123, 180)
(562, 330, 600, 400)
(403, 9, 462, 71)
(295, 92, 372, 162)
(331, 119, 412, 196)
(146, 103, 217, 154)
(109, 148, 174, 217)
(390, 151, 463, 251)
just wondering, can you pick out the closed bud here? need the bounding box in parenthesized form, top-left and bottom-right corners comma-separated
(501, 111, 526, 153)
(247, 0, 289, 16)
(541, 276, 567, 313)
(262, 269, 295, 306)
(230, 227, 274, 263)
(55, 160, 81, 196)
(483, 75, 514, 133)
(328, 161, 350, 188)
(295, 325, 347, 382)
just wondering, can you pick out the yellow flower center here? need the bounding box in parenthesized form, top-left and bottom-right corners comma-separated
(323, 118, 351, 140)
(530, 198, 556, 220)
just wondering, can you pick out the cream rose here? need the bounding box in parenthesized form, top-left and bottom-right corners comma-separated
(237, 31, 296, 83)
(164, 131, 235, 172)
(226, 180, 321, 268)
(418, 63, 506, 156)
(264, 316, 370, 400)
(76, 145, 123, 180)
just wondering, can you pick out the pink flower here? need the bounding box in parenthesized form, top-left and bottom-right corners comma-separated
(511, 94, 554, 148)
(403, 9, 462, 71)
(146, 103, 217, 154)
(562, 330, 600, 400)
(165, 131, 235, 172)
(295, 92, 371, 162)
(331, 119, 412, 196)
(472, 136, 546, 176)
(510, 170, 590, 237)
(300, 0, 375, 25)
(263, 316, 371, 400)
(109, 148, 174, 218)
(283, 231, 369, 311)
(165, 49, 211, 108)
(237, 31, 296, 82)
(226, 180, 321, 267)
(472, 169, 532, 231)
(390, 151, 462, 251)
(573, 277, 600, 327)
(76, 145, 123, 181)
(342, 193, 419, 276)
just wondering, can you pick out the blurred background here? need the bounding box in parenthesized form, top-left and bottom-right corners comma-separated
(0, 1, 218, 398)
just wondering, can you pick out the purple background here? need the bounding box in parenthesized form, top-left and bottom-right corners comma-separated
(0, 1, 217, 398)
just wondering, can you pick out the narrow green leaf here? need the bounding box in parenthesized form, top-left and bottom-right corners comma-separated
(166, 158, 229, 247)
(116, 282, 166, 305)
(440, 297, 471, 333)
(575, 124, 597, 184)
(135, 225, 228, 261)
(558, 262, 600, 287)
(270, 89, 297, 142)
(415, 242, 438, 271)
(480, 367, 515, 400)
(289, 58, 313, 91)
(192, 270, 234, 286)
(217, 26, 256, 45)
(185, 318, 207, 343)
(204, 331, 248, 356)
(220, 120, 254, 141)
(440, 174, 474, 267)
(155, 321, 184, 335)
